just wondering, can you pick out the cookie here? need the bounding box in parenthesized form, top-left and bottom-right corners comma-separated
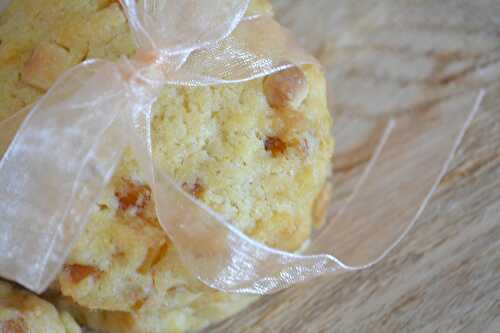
(48, 270, 259, 333)
(0, 0, 136, 122)
(0, 280, 81, 333)
(52, 61, 332, 331)
(0, 0, 333, 332)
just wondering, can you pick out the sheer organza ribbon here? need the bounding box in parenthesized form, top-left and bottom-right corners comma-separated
(0, 0, 484, 294)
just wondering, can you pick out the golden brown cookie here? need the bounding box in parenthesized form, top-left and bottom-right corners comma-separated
(0, 280, 81, 333)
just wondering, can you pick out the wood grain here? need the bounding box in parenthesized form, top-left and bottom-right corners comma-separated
(205, 1, 500, 332)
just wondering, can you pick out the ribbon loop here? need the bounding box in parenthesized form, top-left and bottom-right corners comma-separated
(120, 0, 251, 55)
(0, 60, 129, 291)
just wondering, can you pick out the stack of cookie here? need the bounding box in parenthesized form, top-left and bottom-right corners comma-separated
(0, 0, 333, 332)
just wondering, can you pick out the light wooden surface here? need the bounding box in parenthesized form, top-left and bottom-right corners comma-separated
(206, 1, 500, 332)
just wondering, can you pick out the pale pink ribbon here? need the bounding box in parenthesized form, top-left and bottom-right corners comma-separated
(0, 0, 484, 294)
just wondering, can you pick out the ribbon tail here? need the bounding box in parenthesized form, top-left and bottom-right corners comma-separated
(150, 90, 484, 295)
(0, 60, 128, 293)
(310, 90, 486, 267)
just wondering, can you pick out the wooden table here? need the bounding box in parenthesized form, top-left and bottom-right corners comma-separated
(206, 1, 500, 332)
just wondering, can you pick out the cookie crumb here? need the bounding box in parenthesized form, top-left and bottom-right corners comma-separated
(131, 298, 146, 311)
(115, 179, 152, 214)
(265, 136, 287, 156)
(182, 181, 205, 199)
(97, 203, 109, 210)
(65, 264, 101, 284)
(137, 242, 169, 274)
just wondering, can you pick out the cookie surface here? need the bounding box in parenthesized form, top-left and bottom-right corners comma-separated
(0, 1, 333, 332)
(0, 280, 81, 333)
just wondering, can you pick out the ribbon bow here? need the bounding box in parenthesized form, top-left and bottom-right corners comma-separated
(0, 0, 484, 295)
